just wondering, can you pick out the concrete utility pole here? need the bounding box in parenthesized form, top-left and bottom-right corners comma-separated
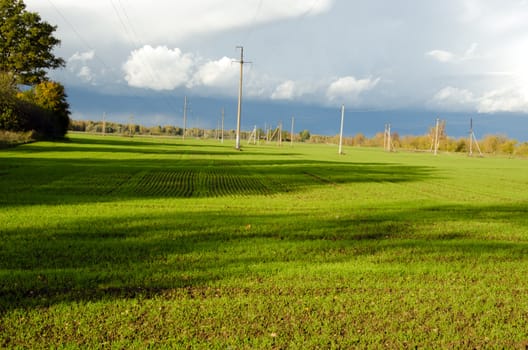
(434, 117, 440, 156)
(278, 121, 283, 147)
(290, 116, 295, 147)
(384, 123, 387, 151)
(221, 107, 225, 144)
(183, 96, 188, 140)
(469, 118, 483, 157)
(235, 46, 245, 150)
(387, 123, 392, 152)
(469, 118, 473, 156)
(338, 104, 345, 155)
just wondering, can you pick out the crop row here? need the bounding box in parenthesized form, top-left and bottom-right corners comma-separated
(130, 168, 271, 198)
(36, 172, 133, 196)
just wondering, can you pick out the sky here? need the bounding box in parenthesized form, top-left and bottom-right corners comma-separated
(24, 0, 528, 139)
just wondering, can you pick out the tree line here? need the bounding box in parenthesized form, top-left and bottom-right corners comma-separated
(70, 120, 310, 142)
(310, 130, 528, 156)
(70, 119, 528, 156)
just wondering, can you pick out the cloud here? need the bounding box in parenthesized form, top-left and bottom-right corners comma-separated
(426, 43, 478, 63)
(190, 57, 238, 88)
(67, 51, 96, 84)
(68, 50, 95, 62)
(326, 76, 380, 102)
(123, 45, 194, 90)
(478, 88, 528, 113)
(430, 86, 476, 111)
(427, 50, 455, 63)
(77, 66, 94, 82)
(271, 80, 297, 100)
(28, 0, 334, 45)
(430, 85, 528, 113)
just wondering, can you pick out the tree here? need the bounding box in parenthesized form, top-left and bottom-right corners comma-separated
(299, 129, 311, 142)
(501, 139, 517, 156)
(353, 132, 365, 146)
(0, 0, 65, 84)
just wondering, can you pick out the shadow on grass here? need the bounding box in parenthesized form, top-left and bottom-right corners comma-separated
(1, 203, 527, 311)
(13, 136, 302, 157)
(0, 156, 435, 206)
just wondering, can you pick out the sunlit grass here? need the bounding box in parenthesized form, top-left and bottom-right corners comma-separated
(1, 133, 528, 348)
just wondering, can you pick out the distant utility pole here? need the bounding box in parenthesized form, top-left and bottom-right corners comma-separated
(290, 116, 295, 147)
(235, 46, 251, 150)
(469, 117, 474, 156)
(129, 115, 134, 137)
(102, 112, 106, 136)
(433, 117, 440, 156)
(384, 123, 392, 152)
(221, 107, 225, 144)
(338, 104, 345, 155)
(383, 123, 387, 150)
(183, 96, 188, 140)
(279, 121, 283, 147)
(469, 118, 483, 157)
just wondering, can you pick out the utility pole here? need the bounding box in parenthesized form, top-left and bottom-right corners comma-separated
(469, 118, 473, 156)
(383, 124, 387, 151)
(469, 118, 483, 157)
(279, 121, 282, 147)
(102, 112, 106, 136)
(235, 46, 250, 150)
(290, 116, 295, 147)
(221, 107, 225, 144)
(434, 117, 440, 156)
(183, 96, 188, 140)
(387, 123, 392, 152)
(338, 104, 345, 155)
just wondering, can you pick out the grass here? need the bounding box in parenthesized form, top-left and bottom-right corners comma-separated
(1, 133, 528, 348)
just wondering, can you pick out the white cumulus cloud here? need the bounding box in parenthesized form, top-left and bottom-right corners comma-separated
(326, 76, 380, 102)
(271, 80, 297, 100)
(430, 85, 528, 113)
(478, 88, 528, 113)
(68, 50, 95, 62)
(191, 57, 238, 88)
(77, 66, 94, 83)
(430, 86, 476, 111)
(427, 50, 455, 63)
(123, 45, 194, 90)
(427, 43, 479, 63)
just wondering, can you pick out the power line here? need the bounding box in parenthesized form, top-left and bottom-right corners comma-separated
(107, 0, 181, 118)
(45, 0, 111, 72)
(46, 0, 189, 126)
(117, 0, 142, 44)
(241, 0, 264, 45)
(299, 0, 323, 19)
(109, 0, 135, 44)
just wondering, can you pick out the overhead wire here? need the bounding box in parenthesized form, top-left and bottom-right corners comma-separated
(50, 0, 183, 123)
(299, 0, 323, 20)
(45, 0, 112, 72)
(241, 0, 264, 46)
(108, 0, 185, 120)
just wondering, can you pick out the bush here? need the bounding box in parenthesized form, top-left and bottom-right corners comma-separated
(0, 74, 70, 138)
(0, 129, 35, 147)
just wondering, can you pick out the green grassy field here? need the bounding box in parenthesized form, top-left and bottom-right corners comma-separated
(1, 133, 528, 348)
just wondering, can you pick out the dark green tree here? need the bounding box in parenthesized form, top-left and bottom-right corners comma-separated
(299, 129, 311, 142)
(0, 0, 65, 84)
